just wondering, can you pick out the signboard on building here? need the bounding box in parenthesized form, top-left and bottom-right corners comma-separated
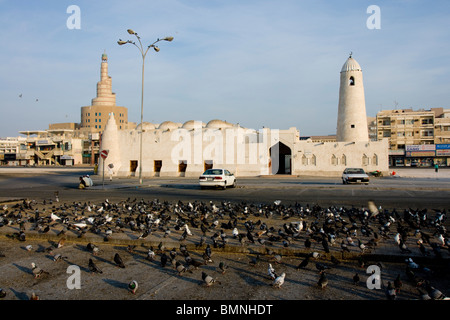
(405, 144, 435, 157)
(436, 144, 450, 156)
(389, 150, 405, 155)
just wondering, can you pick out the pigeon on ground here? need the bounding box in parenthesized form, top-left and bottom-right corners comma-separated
(114, 253, 125, 268)
(88, 258, 103, 274)
(30, 292, 39, 300)
(386, 281, 396, 300)
(330, 255, 341, 266)
(424, 282, 447, 300)
(394, 274, 402, 293)
(31, 262, 48, 279)
(128, 280, 138, 294)
(316, 262, 331, 272)
(86, 243, 99, 255)
(318, 271, 328, 289)
(353, 273, 360, 285)
(296, 256, 310, 270)
(146, 247, 156, 261)
(249, 254, 260, 267)
(218, 261, 228, 274)
(160, 252, 168, 268)
(272, 273, 285, 288)
(52, 253, 67, 262)
(268, 263, 277, 280)
(57, 238, 65, 248)
(202, 271, 221, 286)
(176, 261, 187, 276)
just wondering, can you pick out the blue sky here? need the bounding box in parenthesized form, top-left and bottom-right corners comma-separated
(1, 0, 449, 137)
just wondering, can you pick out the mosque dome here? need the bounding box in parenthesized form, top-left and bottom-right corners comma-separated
(341, 56, 362, 73)
(206, 119, 233, 129)
(158, 121, 181, 131)
(182, 120, 205, 129)
(136, 122, 156, 131)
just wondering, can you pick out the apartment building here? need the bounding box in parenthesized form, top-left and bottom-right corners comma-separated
(376, 107, 450, 166)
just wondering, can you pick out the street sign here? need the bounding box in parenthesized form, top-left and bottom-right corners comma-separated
(100, 150, 109, 160)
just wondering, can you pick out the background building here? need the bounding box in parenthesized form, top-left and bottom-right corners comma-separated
(376, 107, 450, 166)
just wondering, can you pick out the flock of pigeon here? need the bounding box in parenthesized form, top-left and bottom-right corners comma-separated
(0, 196, 449, 300)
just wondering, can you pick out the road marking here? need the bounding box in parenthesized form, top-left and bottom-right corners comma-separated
(404, 190, 415, 197)
(138, 274, 178, 300)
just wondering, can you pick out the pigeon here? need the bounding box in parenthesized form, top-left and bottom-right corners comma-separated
(316, 262, 330, 272)
(146, 247, 156, 261)
(417, 241, 429, 256)
(30, 292, 39, 300)
(268, 263, 277, 280)
(417, 287, 431, 300)
(272, 253, 282, 264)
(88, 258, 103, 274)
(176, 261, 187, 276)
(31, 262, 48, 279)
(57, 238, 65, 248)
(202, 271, 220, 286)
(341, 240, 350, 252)
(272, 273, 285, 288)
(394, 274, 402, 293)
(128, 280, 138, 294)
(218, 261, 228, 274)
(249, 254, 260, 267)
(424, 282, 446, 300)
(86, 243, 99, 255)
(0, 288, 6, 298)
(321, 238, 330, 253)
(50, 212, 61, 222)
(318, 272, 328, 289)
(161, 252, 168, 268)
(310, 252, 320, 259)
(304, 238, 312, 249)
(114, 253, 125, 268)
(296, 256, 310, 270)
(330, 255, 341, 266)
(352, 273, 360, 285)
(399, 240, 412, 253)
(385, 281, 396, 300)
(53, 253, 67, 262)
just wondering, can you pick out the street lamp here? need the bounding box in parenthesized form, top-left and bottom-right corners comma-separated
(118, 30, 173, 184)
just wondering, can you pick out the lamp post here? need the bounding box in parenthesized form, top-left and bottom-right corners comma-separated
(118, 29, 173, 184)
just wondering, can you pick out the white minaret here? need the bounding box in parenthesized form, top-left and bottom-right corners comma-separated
(336, 54, 369, 142)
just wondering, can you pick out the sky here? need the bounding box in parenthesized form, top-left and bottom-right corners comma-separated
(1, 0, 449, 138)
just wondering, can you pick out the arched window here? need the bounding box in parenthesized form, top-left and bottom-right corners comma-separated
(362, 154, 369, 166)
(349, 76, 355, 86)
(331, 154, 338, 166)
(311, 155, 316, 166)
(341, 154, 347, 166)
(372, 154, 378, 166)
(302, 154, 308, 166)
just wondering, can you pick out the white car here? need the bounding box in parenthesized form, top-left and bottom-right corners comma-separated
(199, 169, 236, 189)
(342, 168, 370, 184)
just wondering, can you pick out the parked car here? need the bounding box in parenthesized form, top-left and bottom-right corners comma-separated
(342, 168, 369, 184)
(199, 168, 236, 189)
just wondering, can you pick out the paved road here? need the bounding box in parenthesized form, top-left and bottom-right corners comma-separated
(1, 167, 449, 210)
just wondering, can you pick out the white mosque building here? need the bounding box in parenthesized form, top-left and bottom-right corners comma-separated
(98, 55, 389, 178)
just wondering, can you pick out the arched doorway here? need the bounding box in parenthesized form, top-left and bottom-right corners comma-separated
(269, 142, 292, 175)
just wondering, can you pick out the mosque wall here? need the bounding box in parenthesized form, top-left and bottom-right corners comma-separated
(99, 117, 389, 178)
